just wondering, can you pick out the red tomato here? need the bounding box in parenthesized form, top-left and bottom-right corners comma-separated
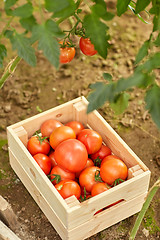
(100, 158, 128, 185)
(77, 129, 102, 154)
(79, 37, 97, 56)
(50, 166, 75, 185)
(79, 166, 101, 193)
(90, 144, 112, 166)
(49, 126, 76, 149)
(75, 158, 94, 178)
(48, 151, 57, 168)
(91, 182, 110, 197)
(101, 155, 121, 167)
(54, 139, 88, 173)
(59, 41, 75, 64)
(55, 180, 81, 199)
(33, 153, 52, 175)
(27, 135, 50, 156)
(40, 119, 63, 137)
(65, 121, 84, 136)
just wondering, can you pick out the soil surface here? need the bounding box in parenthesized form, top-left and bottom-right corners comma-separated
(0, 3, 160, 240)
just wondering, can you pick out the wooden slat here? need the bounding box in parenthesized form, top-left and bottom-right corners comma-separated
(0, 220, 21, 240)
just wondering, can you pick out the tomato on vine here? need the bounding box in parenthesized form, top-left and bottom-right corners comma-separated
(79, 37, 97, 56)
(59, 41, 76, 64)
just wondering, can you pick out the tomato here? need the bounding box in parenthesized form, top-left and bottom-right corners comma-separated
(90, 144, 112, 166)
(91, 182, 110, 197)
(65, 120, 84, 136)
(54, 139, 88, 173)
(79, 37, 97, 56)
(59, 41, 75, 64)
(50, 166, 75, 185)
(33, 153, 52, 175)
(55, 180, 81, 199)
(100, 158, 128, 185)
(48, 151, 57, 168)
(101, 154, 121, 167)
(27, 135, 50, 156)
(77, 129, 102, 154)
(79, 166, 102, 193)
(40, 119, 63, 137)
(49, 126, 76, 149)
(75, 158, 94, 178)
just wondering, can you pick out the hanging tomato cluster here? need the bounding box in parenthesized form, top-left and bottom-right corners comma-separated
(27, 118, 128, 204)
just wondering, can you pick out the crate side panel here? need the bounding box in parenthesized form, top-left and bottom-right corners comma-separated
(87, 111, 148, 170)
(9, 150, 67, 240)
(67, 171, 150, 229)
(7, 128, 69, 227)
(67, 192, 146, 240)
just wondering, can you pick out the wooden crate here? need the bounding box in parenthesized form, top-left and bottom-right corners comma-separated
(7, 96, 151, 240)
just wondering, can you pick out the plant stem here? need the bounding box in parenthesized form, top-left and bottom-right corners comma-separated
(0, 56, 21, 89)
(0, 16, 14, 39)
(129, 177, 160, 240)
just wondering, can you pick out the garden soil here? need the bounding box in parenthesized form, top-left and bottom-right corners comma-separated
(0, 4, 160, 240)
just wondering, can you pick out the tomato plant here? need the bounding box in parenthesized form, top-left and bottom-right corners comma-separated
(91, 182, 110, 197)
(49, 125, 76, 149)
(54, 139, 88, 173)
(79, 166, 102, 193)
(79, 37, 97, 56)
(90, 144, 112, 166)
(100, 158, 128, 185)
(65, 120, 84, 136)
(27, 134, 50, 156)
(55, 180, 81, 199)
(77, 129, 102, 154)
(33, 153, 52, 175)
(40, 119, 63, 137)
(50, 165, 75, 185)
(59, 41, 75, 64)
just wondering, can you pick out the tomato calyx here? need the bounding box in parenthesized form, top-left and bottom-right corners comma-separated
(36, 132, 48, 144)
(111, 178, 125, 187)
(79, 187, 91, 202)
(93, 157, 102, 167)
(50, 174, 61, 184)
(95, 170, 103, 182)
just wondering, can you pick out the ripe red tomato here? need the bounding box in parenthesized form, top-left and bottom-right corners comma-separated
(79, 37, 97, 56)
(55, 180, 81, 199)
(77, 129, 102, 154)
(100, 158, 128, 185)
(48, 151, 57, 168)
(79, 166, 101, 193)
(49, 126, 76, 149)
(59, 41, 75, 64)
(50, 166, 75, 185)
(101, 154, 121, 167)
(40, 119, 63, 137)
(27, 135, 50, 156)
(33, 153, 52, 175)
(90, 144, 112, 166)
(75, 158, 94, 178)
(65, 120, 84, 136)
(54, 139, 88, 173)
(91, 182, 110, 197)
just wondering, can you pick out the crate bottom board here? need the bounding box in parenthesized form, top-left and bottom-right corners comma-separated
(9, 150, 147, 240)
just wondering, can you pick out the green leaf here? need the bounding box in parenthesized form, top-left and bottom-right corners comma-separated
(20, 15, 37, 31)
(87, 82, 114, 113)
(91, 3, 114, 20)
(32, 24, 60, 69)
(45, 19, 65, 38)
(45, 0, 76, 19)
(135, 0, 151, 14)
(83, 13, 108, 58)
(0, 44, 7, 68)
(92, 0, 106, 8)
(4, 0, 18, 9)
(110, 92, 130, 115)
(117, 0, 131, 16)
(153, 15, 160, 32)
(141, 52, 160, 71)
(154, 33, 160, 46)
(7, 31, 36, 67)
(103, 72, 112, 82)
(145, 85, 160, 129)
(12, 3, 33, 18)
(135, 40, 150, 64)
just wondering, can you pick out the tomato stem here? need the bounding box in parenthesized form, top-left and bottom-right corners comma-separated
(111, 178, 125, 187)
(95, 170, 103, 182)
(50, 174, 61, 184)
